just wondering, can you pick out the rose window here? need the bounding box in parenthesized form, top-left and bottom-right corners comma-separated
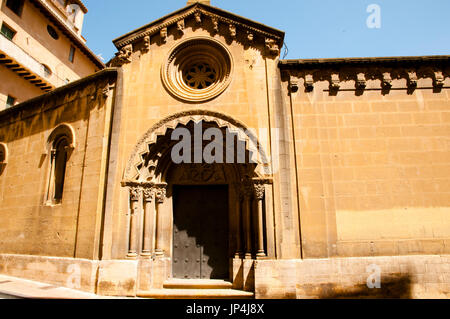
(183, 63, 217, 89)
(162, 37, 233, 102)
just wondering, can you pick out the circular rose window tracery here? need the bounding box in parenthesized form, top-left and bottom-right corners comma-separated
(183, 63, 217, 89)
(162, 37, 233, 102)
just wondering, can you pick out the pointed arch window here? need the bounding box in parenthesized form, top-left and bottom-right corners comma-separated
(45, 124, 75, 205)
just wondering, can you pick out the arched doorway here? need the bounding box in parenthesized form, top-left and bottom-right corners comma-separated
(122, 111, 274, 288)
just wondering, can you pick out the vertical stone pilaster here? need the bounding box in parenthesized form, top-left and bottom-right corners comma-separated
(254, 184, 266, 258)
(141, 188, 154, 258)
(243, 185, 253, 259)
(127, 187, 140, 259)
(234, 185, 243, 258)
(154, 184, 167, 257)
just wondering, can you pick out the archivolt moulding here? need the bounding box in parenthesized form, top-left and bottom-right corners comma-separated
(124, 110, 271, 181)
(45, 123, 76, 154)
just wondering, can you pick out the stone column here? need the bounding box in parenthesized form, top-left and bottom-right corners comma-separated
(46, 149, 57, 203)
(154, 184, 167, 257)
(127, 187, 140, 259)
(141, 187, 154, 258)
(234, 188, 243, 258)
(254, 184, 266, 258)
(242, 185, 253, 259)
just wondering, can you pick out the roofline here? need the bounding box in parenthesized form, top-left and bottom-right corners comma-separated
(29, 0, 105, 69)
(279, 55, 450, 68)
(0, 68, 117, 121)
(71, 0, 88, 14)
(112, 2, 285, 48)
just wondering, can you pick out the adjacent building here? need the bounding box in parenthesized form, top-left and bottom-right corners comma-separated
(0, 1, 449, 298)
(0, 0, 104, 110)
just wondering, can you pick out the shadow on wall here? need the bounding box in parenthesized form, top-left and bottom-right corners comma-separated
(314, 275, 412, 299)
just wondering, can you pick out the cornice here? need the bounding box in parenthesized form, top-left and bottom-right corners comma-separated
(112, 3, 284, 50)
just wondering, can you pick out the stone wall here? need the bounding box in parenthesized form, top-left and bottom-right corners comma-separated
(0, 69, 117, 259)
(255, 255, 450, 299)
(282, 59, 450, 259)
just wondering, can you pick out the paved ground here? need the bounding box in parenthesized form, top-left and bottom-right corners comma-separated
(0, 274, 121, 299)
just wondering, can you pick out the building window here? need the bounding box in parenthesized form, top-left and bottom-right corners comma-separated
(5, 0, 25, 17)
(69, 46, 75, 63)
(162, 38, 233, 102)
(45, 124, 75, 205)
(1, 23, 16, 41)
(6, 95, 16, 108)
(47, 25, 59, 40)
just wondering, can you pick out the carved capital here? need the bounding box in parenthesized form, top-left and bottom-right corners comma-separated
(242, 183, 254, 199)
(143, 188, 154, 202)
(129, 187, 140, 202)
(254, 184, 265, 200)
(154, 184, 167, 204)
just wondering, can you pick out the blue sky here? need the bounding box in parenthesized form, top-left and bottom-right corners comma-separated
(82, 0, 450, 62)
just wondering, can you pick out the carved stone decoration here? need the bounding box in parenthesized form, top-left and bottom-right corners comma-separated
(229, 24, 236, 38)
(102, 85, 111, 98)
(162, 37, 233, 103)
(305, 74, 314, 92)
(356, 73, 366, 89)
(212, 17, 219, 33)
(247, 31, 254, 42)
(160, 27, 167, 43)
(434, 71, 444, 88)
(265, 38, 280, 56)
(330, 73, 340, 90)
(407, 71, 418, 88)
(242, 183, 254, 199)
(116, 44, 133, 65)
(382, 72, 393, 88)
(195, 12, 202, 24)
(289, 77, 299, 93)
(143, 188, 154, 202)
(254, 184, 265, 200)
(154, 184, 167, 204)
(143, 35, 151, 52)
(177, 20, 185, 34)
(178, 163, 226, 184)
(130, 187, 141, 201)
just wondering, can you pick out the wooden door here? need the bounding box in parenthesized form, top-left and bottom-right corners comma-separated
(172, 185, 229, 279)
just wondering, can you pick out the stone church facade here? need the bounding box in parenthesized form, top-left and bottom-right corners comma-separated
(0, 2, 449, 298)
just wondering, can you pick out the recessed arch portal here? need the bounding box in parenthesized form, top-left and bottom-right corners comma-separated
(123, 109, 272, 183)
(121, 110, 274, 284)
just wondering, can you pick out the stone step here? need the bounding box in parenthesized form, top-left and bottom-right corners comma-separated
(163, 279, 233, 290)
(137, 289, 254, 299)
